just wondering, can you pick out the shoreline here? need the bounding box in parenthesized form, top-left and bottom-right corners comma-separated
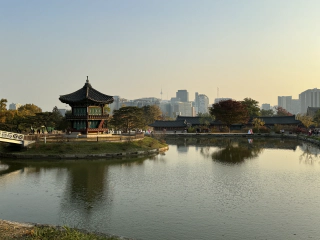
(0, 146, 169, 160)
(163, 132, 320, 146)
(0, 219, 133, 239)
(2, 133, 320, 160)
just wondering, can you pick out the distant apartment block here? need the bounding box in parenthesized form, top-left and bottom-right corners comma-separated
(299, 88, 320, 114)
(176, 90, 189, 102)
(195, 92, 210, 114)
(109, 96, 127, 113)
(197, 94, 209, 114)
(159, 100, 172, 118)
(278, 96, 292, 112)
(261, 103, 271, 110)
(173, 102, 195, 117)
(9, 103, 22, 110)
(278, 96, 299, 114)
(291, 99, 300, 115)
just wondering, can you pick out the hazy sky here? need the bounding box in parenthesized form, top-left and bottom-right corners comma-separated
(1, 0, 320, 111)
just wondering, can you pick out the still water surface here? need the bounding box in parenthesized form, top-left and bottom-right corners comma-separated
(1, 138, 320, 240)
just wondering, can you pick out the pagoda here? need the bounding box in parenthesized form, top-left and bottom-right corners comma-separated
(59, 76, 114, 134)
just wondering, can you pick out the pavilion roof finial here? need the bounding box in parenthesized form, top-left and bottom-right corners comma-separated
(86, 76, 89, 83)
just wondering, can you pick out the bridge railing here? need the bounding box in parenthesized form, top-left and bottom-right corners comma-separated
(0, 130, 24, 141)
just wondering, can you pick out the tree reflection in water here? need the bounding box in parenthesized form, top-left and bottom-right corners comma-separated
(210, 139, 263, 164)
(299, 143, 320, 165)
(192, 137, 306, 165)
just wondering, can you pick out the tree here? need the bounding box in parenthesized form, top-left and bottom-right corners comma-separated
(198, 112, 214, 131)
(110, 106, 144, 132)
(274, 106, 292, 116)
(0, 99, 8, 123)
(296, 114, 314, 129)
(252, 118, 265, 133)
(209, 100, 249, 132)
(241, 98, 260, 117)
(260, 109, 274, 116)
(142, 105, 162, 126)
(33, 112, 59, 132)
(103, 104, 111, 114)
(0, 99, 7, 112)
(18, 104, 42, 115)
(313, 110, 320, 126)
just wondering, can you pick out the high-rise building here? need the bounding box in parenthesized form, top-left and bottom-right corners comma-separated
(299, 88, 320, 114)
(9, 103, 22, 110)
(194, 92, 209, 114)
(278, 96, 292, 112)
(278, 96, 300, 114)
(198, 94, 209, 114)
(261, 103, 271, 110)
(109, 96, 127, 113)
(173, 102, 193, 117)
(291, 99, 300, 115)
(176, 90, 189, 102)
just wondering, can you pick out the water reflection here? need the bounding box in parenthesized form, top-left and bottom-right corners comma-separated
(299, 143, 320, 165)
(211, 142, 262, 164)
(166, 137, 304, 165)
(0, 162, 24, 176)
(2, 139, 320, 239)
(197, 138, 263, 164)
(0, 156, 155, 229)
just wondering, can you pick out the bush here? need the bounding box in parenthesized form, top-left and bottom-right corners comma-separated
(187, 127, 196, 133)
(252, 126, 270, 133)
(219, 127, 229, 133)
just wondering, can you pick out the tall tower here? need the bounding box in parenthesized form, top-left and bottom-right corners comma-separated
(176, 90, 189, 102)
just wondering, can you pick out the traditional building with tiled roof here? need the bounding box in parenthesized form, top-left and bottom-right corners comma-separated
(59, 76, 114, 134)
(149, 115, 301, 132)
(254, 115, 301, 126)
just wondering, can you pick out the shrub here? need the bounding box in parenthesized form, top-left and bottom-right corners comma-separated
(187, 127, 196, 133)
(219, 127, 229, 133)
(252, 126, 270, 133)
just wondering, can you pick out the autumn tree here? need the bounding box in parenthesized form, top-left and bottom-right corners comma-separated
(209, 100, 249, 132)
(274, 106, 292, 116)
(0, 99, 7, 112)
(296, 114, 314, 129)
(18, 104, 42, 115)
(241, 98, 260, 117)
(252, 118, 265, 133)
(110, 106, 144, 132)
(0, 99, 8, 123)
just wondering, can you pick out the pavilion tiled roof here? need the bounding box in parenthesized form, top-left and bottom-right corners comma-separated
(59, 77, 114, 105)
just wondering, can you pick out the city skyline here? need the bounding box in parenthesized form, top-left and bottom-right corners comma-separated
(1, 1, 320, 111)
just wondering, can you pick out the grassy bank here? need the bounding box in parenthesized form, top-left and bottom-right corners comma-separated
(3, 137, 167, 155)
(0, 220, 127, 240)
(25, 226, 122, 240)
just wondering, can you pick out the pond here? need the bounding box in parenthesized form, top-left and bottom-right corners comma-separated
(1, 137, 320, 240)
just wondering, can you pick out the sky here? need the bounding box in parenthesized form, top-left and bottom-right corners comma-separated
(1, 0, 320, 111)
